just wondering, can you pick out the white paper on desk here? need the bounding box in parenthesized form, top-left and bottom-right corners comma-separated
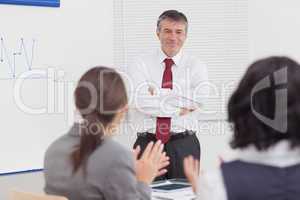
(152, 188, 196, 200)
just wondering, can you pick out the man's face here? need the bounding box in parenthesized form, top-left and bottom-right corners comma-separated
(157, 19, 187, 57)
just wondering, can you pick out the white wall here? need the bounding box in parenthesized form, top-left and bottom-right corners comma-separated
(249, 0, 300, 62)
(0, 172, 44, 200)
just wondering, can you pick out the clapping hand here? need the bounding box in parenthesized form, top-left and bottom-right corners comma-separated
(133, 141, 170, 184)
(183, 155, 200, 193)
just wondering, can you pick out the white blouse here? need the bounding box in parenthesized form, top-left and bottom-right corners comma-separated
(197, 140, 300, 200)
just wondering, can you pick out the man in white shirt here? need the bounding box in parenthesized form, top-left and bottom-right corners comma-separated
(128, 10, 208, 180)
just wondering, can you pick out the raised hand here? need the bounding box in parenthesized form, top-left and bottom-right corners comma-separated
(183, 155, 200, 193)
(156, 152, 169, 177)
(133, 141, 169, 184)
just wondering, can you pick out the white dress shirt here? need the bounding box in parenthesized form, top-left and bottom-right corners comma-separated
(197, 140, 300, 200)
(127, 48, 209, 133)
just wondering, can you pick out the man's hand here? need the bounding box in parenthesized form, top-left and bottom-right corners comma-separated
(179, 107, 196, 116)
(148, 86, 155, 95)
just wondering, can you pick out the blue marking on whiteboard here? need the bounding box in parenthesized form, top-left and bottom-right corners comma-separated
(0, 0, 60, 7)
(0, 168, 43, 176)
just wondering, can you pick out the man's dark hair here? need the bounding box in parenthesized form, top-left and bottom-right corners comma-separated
(228, 56, 300, 150)
(156, 10, 188, 32)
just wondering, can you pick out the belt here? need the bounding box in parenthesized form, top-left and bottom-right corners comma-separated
(137, 130, 196, 141)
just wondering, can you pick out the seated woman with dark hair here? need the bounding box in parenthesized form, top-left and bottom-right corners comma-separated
(184, 56, 300, 200)
(44, 66, 169, 200)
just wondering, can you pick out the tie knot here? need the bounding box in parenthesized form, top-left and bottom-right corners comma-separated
(164, 58, 174, 68)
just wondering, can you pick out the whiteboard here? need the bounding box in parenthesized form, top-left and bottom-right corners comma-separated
(0, 0, 113, 174)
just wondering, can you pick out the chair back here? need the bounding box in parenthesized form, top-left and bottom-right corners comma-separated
(10, 191, 68, 200)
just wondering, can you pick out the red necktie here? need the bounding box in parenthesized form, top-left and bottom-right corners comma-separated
(155, 58, 174, 143)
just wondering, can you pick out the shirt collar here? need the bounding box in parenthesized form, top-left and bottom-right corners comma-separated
(235, 140, 300, 167)
(157, 48, 183, 67)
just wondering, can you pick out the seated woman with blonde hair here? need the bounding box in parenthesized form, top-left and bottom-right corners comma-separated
(184, 56, 300, 200)
(44, 66, 169, 200)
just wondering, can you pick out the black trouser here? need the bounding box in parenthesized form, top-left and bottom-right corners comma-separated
(133, 130, 201, 181)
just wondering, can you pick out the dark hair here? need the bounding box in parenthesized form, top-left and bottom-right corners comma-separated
(71, 66, 128, 173)
(228, 56, 300, 150)
(157, 10, 188, 32)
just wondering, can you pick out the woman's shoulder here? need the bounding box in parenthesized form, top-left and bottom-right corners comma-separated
(91, 138, 134, 166)
(105, 138, 132, 155)
(45, 126, 80, 156)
